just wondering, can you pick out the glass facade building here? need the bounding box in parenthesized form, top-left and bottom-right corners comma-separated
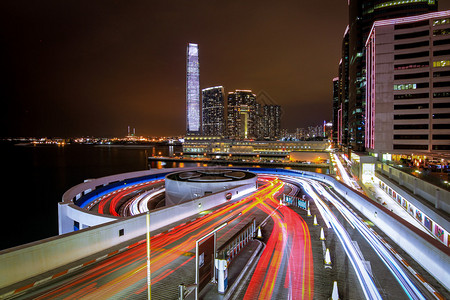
(337, 27, 350, 148)
(186, 43, 200, 134)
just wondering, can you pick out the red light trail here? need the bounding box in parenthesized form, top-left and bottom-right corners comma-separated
(244, 178, 314, 300)
(29, 176, 314, 299)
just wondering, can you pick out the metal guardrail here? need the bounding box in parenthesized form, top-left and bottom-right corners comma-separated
(217, 218, 256, 265)
(178, 218, 256, 299)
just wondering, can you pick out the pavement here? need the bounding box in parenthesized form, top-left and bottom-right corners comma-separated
(10, 171, 447, 300)
(195, 191, 379, 300)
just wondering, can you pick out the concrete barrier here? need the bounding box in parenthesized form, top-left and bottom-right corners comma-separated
(376, 175, 450, 233)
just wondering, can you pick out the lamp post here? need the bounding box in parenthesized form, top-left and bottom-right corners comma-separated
(146, 211, 151, 300)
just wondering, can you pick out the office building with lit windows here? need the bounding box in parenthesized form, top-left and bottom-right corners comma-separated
(186, 43, 200, 135)
(254, 102, 264, 140)
(202, 86, 225, 136)
(332, 77, 340, 145)
(227, 90, 257, 139)
(365, 10, 450, 154)
(336, 27, 350, 148)
(339, 0, 438, 151)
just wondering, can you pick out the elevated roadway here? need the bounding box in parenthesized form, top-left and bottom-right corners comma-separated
(7, 176, 316, 299)
(1, 167, 448, 299)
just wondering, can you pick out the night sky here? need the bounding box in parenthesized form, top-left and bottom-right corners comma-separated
(2, 1, 449, 138)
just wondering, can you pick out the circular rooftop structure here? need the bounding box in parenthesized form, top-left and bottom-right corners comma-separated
(165, 169, 257, 205)
(169, 169, 250, 182)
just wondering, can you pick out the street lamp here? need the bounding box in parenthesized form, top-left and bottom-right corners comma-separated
(146, 212, 151, 300)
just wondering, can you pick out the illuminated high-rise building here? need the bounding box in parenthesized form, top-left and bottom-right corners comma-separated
(202, 86, 225, 136)
(366, 10, 450, 154)
(332, 77, 339, 145)
(254, 102, 264, 140)
(227, 90, 257, 139)
(186, 43, 200, 135)
(338, 0, 438, 151)
(337, 26, 349, 148)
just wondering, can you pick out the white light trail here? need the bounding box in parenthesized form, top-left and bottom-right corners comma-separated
(290, 176, 382, 300)
(318, 183, 426, 300)
(127, 188, 165, 216)
(333, 154, 353, 187)
(288, 175, 426, 300)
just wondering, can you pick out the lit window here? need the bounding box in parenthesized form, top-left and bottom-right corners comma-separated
(394, 83, 417, 90)
(433, 18, 450, 26)
(375, 0, 431, 10)
(433, 28, 450, 36)
(433, 60, 450, 67)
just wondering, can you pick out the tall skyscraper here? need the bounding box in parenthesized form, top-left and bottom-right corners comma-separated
(186, 43, 200, 135)
(365, 10, 450, 153)
(332, 77, 339, 145)
(227, 90, 257, 139)
(337, 26, 350, 148)
(263, 104, 281, 140)
(202, 86, 225, 136)
(337, 0, 438, 151)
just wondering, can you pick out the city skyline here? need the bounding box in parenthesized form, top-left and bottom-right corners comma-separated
(0, 1, 354, 138)
(2, 1, 450, 138)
